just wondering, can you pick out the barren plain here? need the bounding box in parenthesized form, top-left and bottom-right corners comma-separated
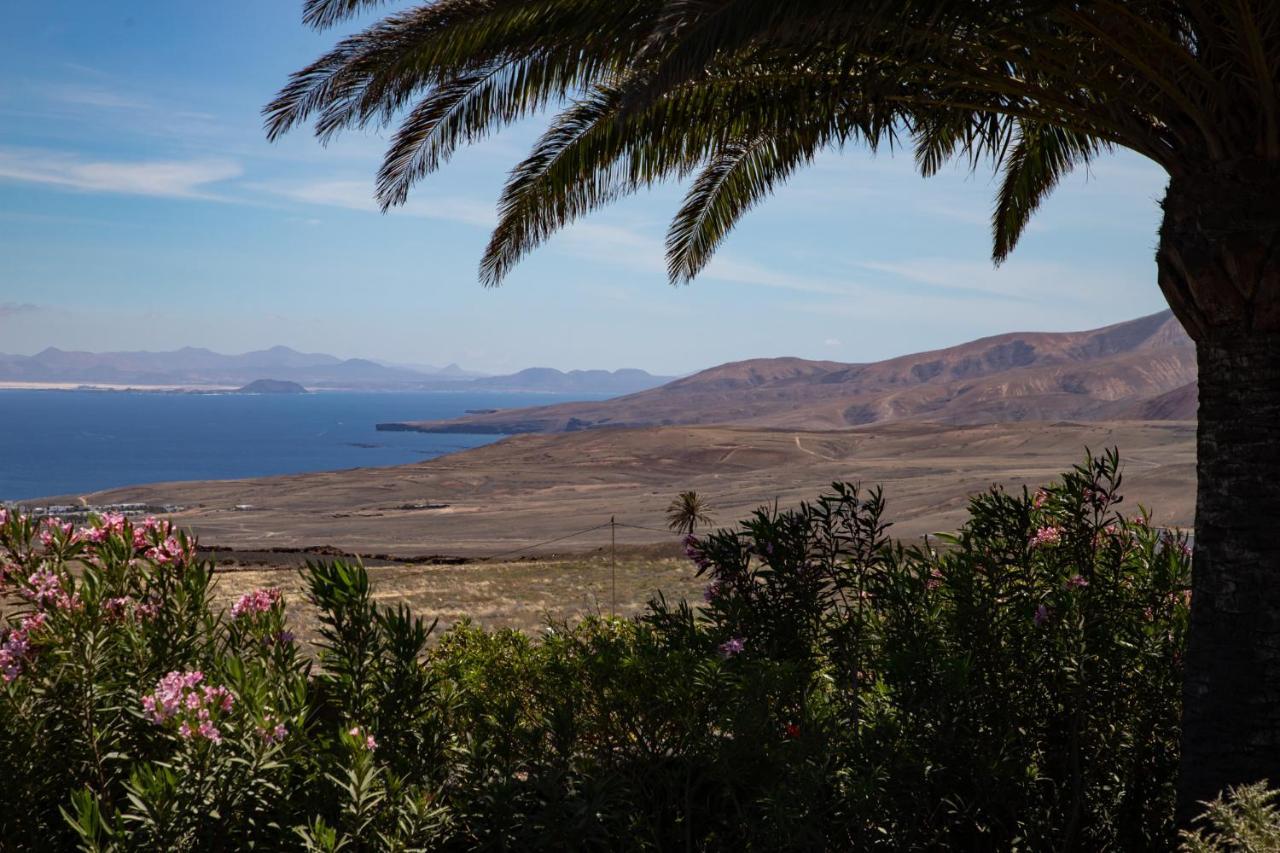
(55, 420, 1195, 559)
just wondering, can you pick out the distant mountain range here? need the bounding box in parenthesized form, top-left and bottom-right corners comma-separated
(378, 310, 1198, 434)
(0, 347, 674, 395)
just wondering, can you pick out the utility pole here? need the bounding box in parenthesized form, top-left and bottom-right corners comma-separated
(610, 515, 617, 618)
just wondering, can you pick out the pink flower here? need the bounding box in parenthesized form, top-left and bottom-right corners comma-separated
(347, 725, 378, 750)
(81, 512, 127, 544)
(257, 717, 288, 745)
(24, 568, 64, 607)
(1029, 526, 1062, 548)
(1162, 530, 1193, 560)
(1034, 604, 1051, 626)
(133, 596, 161, 622)
(1033, 489, 1049, 508)
(262, 630, 296, 647)
(38, 519, 76, 548)
(1082, 487, 1108, 507)
(0, 614, 45, 682)
(231, 588, 283, 619)
(147, 535, 187, 566)
(718, 637, 745, 657)
(103, 596, 133, 620)
(1066, 575, 1089, 589)
(141, 670, 233, 744)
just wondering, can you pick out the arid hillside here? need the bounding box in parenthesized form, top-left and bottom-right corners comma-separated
(382, 311, 1197, 435)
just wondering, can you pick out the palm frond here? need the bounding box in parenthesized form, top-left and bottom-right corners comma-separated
(482, 68, 903, 285)
(375, 54, 597, 208)
(992, 123, 1102, 263)
(268, 0, 1278, 286)
(266, 0, 652, 143)
(666, 135, 821, 285)
(302, 0, 392, 30)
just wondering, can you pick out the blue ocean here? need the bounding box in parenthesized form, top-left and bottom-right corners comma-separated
(0, 389, 594, 501)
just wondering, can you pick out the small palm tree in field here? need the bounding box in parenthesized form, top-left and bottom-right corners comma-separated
(269, 0, 1280, 817)
(666, 491, 713, 536)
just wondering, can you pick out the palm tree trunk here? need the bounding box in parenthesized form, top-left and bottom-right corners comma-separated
(1178, 330, 1280, 819)
(1158, 164, 1280, 822)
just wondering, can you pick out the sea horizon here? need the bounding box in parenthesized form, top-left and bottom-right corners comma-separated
(0, 388, 603, 502)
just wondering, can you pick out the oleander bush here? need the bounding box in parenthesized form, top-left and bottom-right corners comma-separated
(0, 452, 1196, 850)
(1179, 782, 1280, 852)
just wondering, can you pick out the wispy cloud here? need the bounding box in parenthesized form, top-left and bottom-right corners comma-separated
(704, 255, 855, 295)
(855, 256, 1143, 307)
(0, 302, 42, 320)
(0, 147, 241, 199)
(553, 219, 863, 296)
(43, 84, 150, 112)
(915, 200, 992, 228)
(255, 178, 496, 227)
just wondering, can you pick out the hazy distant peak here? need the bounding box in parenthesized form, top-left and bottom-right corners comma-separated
(469, 366, 674, 393)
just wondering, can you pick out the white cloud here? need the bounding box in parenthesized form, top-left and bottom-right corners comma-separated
(0, 147, 241, 199)
(255, 178, 496, 228)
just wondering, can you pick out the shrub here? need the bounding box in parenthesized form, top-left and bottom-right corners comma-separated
(0, 452, 1191, 850)
(682, 450, 1188, 848)
(1180, 782, 1280, 852)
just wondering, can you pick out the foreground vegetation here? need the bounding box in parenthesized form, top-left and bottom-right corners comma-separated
(0, 453, 1231, 849)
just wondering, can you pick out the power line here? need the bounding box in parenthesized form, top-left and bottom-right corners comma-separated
(478, 519, 684, 563)
(614, 521, 678, 535)
(481, 522, 619, 560)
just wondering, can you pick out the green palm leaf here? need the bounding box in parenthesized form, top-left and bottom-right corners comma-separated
(268, 0, 1272, 280)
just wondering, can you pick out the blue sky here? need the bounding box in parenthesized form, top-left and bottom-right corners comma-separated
(0, 1, 1173, 375)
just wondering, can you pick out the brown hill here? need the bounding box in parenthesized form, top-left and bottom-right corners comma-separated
(381, 311, 1197, 435)
(1119, 381, 1198, 420)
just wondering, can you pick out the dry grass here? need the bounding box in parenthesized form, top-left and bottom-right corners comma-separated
(209, 553, 705, 644)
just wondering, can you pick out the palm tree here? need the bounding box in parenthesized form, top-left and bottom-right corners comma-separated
(666, 491, 714, 536)
(268, 0, 1280, 815)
